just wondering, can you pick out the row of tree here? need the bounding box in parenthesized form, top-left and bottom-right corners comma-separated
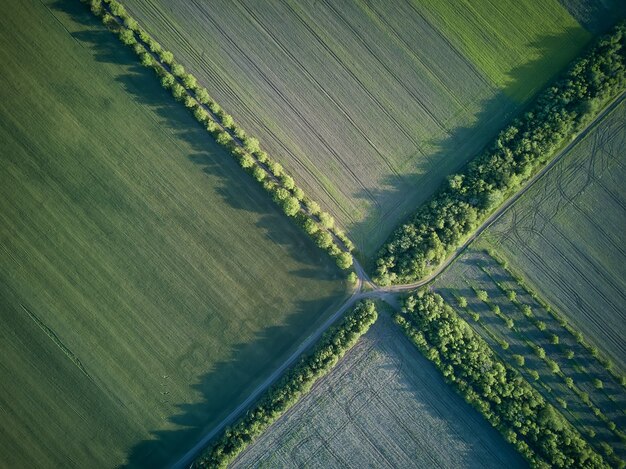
(375, 23, 626, 285)
(398, 290, 607, 468)
(487, 249, 626, 388)
(193, 300, 378, 468)
(83, 0, 354, 270)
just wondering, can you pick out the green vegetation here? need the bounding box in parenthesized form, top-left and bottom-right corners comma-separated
(418, 0, 591, 100)
(375, 23, 626, 284)
(478, 97, 626, 372)
(398, 290, 607, 468)
(122, 0, 603, 256)
(86, 0, 354, 270)
(0, 1, 346, 466)
(434, 250, 626, 464)
(194, 301, 378, 468)
(232, 311, 526, 468)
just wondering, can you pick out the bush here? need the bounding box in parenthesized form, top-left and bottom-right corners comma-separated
(195, 301, 377, 468)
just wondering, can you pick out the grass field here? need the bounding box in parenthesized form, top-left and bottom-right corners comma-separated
(0, 1, 347, 467)
(232, 311, 526, 468)
(120, 0, 610, 256)
(434, 250, 626, 463)
(476, 98, 626, 371)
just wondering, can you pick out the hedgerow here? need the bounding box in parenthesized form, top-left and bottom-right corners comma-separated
(193, 300, 378, 468)
(375, 23, 626, 285)
(397, 290, 607, 468)
(81, 0, 354, 271)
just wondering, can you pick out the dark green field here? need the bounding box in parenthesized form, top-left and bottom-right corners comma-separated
(0, 1, 346, 466)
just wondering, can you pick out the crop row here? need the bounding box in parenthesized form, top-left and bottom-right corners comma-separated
(82, 0, 355, 271)
(192, 300, 378, 468)
(375, 23, 626, 285)
(397, 290, 608, 468)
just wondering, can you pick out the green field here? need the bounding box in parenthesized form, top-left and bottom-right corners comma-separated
(476, 98, 626, 370)
(232, 311, 526, 468)
(0, 1, 347, 467)
(434, 250, 626, 463)
(121, 0, 608, 256)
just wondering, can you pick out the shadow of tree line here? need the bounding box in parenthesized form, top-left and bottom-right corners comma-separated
(353, 24, 604, 268)
(49, 1, 346, 467)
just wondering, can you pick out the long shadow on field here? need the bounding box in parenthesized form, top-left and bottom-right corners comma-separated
(356, 25, 599, 268)
(50, 0, 337, 267)
(50, 1, 347, 467)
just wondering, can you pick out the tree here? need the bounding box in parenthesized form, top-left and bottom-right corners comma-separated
(335, 252, 353, 270)
(457, 296, 467, 308)
(593, 379, 603, 389)
(243, 136, 260, 153)
(529, 369, 540, 381)
(315, 231, 333, 249)
(196, 88, 211, 104)
(319, 212, 334, 229)
(521, 305, 533, 317)
(305, 199, 321, 215)
(215, 131, 233, 146)
(118, 28, 136, 46)
(160, 73, 175, 89)
(513, 354, 525, 367)
(550, 334, 559, 345)
(220, 113, 235, 129)
(171, 63, 185, 78)
(159, 50, 174, 65)
(476, 289, 488, 302)
(507, 290, 517, 301)
(182, 74, 197, 90)
(252, 166, 266, 182)
(535, 347, 546, 359)
(537, 321, 547, 331)
(139, 52, 154, 68)
(281, 197, 300, 217)
(347, 272, 358, 285)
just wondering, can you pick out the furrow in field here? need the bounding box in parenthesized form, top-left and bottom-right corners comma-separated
(188, 0, 380, 209)
(236, 0, 406, 181)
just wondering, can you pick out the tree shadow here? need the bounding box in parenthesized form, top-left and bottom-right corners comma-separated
(354, 25, 607, 269)
(48, 1, 348, 467)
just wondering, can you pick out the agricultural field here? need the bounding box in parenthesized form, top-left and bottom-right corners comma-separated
(232, 311, 526, 468)
(121, 0, 618, 256)
(434, 250, 626, 464)
(0, 1, 347, 467)
(476, 98, 626, 371)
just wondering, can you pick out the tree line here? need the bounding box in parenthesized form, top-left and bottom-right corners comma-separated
(193, 300, 378, 468)
(397, 290, 607, 468)
(82, 0, 354, 271)
(375, 23, 626, 285)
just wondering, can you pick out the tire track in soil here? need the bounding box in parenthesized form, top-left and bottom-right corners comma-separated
(133, 0, 359, 222)
(359, 0, 474, 115)
(190, 0, 381, 209)
(293, 0, 444, 143)
(238, 0, 407, 179)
